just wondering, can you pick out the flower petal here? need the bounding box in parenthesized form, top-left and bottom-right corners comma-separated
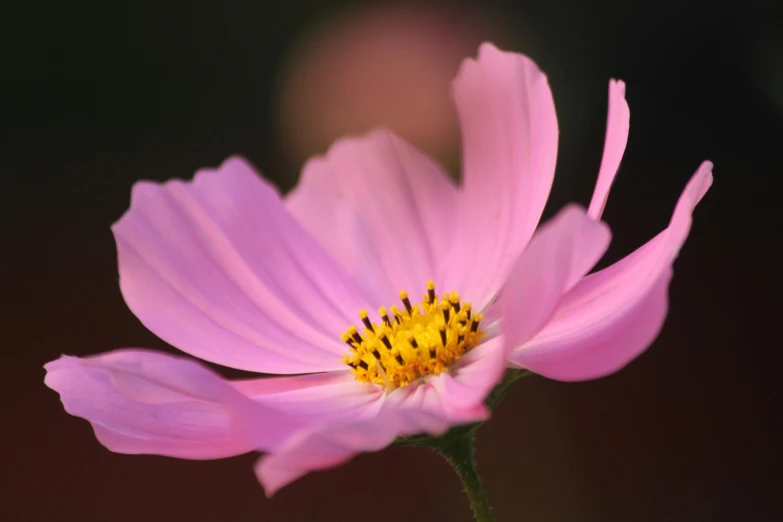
(254, 416, 399, 497)
(44, 350, 301, 459)
(430, 336, 509, 410)
(234, 371, 384, 427)
(588, 79, 631, 220)
(387, 374, 490, 433)
(253, 380, 488, 496)
(510, 162, 713, 380)
(500, 205, 611, 349)
(249, 344, 501, 496)
(285, 129, 460, 305)
(113, 157, 371, 374)
(443, 42, 559, 308)
(234, 357, 490, 447)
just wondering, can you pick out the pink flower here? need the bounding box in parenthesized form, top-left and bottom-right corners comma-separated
(45, 43, 712, 496)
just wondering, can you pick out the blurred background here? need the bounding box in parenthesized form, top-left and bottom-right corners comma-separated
(2, 1, 782, 520)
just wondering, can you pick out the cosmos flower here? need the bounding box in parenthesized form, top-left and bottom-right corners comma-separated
(45, 43, 712, 496)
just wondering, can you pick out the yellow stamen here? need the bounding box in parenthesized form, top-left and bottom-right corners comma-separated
(358, 308, 374, 333)
(379, 306, 391, 326)
(426, 280, 436, 304)
(341, 282, 486, 390)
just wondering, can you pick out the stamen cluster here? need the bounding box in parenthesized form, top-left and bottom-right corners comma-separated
(341, 281, 484, 390)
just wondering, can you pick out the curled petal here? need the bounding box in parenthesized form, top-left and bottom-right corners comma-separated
(443, 42, 559, 309)
(44, 350, 301, 458)
(232, 371, 384, 446)
(510, 162, 713, 380)
(430, 336, 509, 410)
(500, 205, 611, 349)
(254, 392, 487, 497)
(113, 157, 371, 374)
(388, 375, 489, 435)
(588, 79, 631, 220)
(254, 417, 399, 497)
(252, 342, 501, 496)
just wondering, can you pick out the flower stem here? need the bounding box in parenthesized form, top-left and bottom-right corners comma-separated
(432, 432, 495, 522)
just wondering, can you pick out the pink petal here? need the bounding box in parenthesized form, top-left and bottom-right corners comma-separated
(255, 435, 355, 497)
(254, 389, 407, 497)
(588, 79, 631, 221)
(387, 375, 489, 434)
(254, 416, 399, 497)
(235, 355, 491, 448)
(44, 350, 301, 459)
(500, 205, 611, 349)
(510, 162, 713, 380)
(430, 336, 509, 410)
(286, 129, 459, 305)
(442, 42, 559, 308)
(232, 371, 384, 436)
(113, 157, 372, 374)
(253, 376, 488, 496)
(250, 339, 502, 495)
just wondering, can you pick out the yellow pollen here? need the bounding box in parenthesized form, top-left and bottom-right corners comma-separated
(341, 280, 486, 391)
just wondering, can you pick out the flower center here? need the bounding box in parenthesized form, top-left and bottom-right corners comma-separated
(341, 281, 485, 391)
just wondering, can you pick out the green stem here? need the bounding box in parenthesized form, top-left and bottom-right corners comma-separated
(432, 432, 495, 522)
(393, 368, 534, 518)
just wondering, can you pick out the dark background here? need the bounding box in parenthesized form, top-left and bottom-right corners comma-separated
(3, 1, 782, 521)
